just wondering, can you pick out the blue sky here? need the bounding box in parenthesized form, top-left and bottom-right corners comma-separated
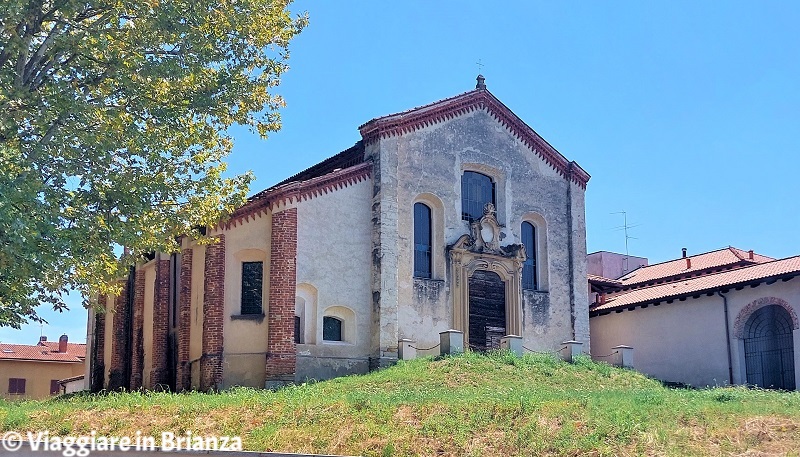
(3, 1, 799, 344)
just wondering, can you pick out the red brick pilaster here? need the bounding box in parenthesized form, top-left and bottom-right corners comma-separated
(150, 258, 171, 387)
(92, 297, 107, 392)
(176, 249, 193, 391)
(201, 236, 225, 391)
(266, 209, 297, 384)
(108, 280, 130, 391)
(130, 269, 145, 390)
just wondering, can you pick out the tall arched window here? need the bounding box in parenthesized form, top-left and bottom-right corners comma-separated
(414, 202, 432, 278)
(521, 222, 537, 290)
(461, 171, 495, 222)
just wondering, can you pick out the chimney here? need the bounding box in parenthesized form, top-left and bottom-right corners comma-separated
(58, 334, 68, 353)
(39, 336, 47, 343)
(682, 248, 687, 258)
(686, 258, 691, 269)
(748, 250, 754, 260)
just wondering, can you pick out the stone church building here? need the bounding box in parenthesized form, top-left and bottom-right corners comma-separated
(88, 77, 591, 391)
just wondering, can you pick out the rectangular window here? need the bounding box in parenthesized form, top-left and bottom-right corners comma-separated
(8, 378, 26, 395)
(294, 316, 302, 344)
(323, 316, 342, 342)
(50, 380, 61, 395)
(241, 261, 263, 315)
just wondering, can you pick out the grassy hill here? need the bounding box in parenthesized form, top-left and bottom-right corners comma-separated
(2, 352, 799, 456)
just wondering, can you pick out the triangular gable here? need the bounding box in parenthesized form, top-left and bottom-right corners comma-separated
(358, 88, 590, 189)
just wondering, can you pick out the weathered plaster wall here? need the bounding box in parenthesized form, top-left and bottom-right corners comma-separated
(590, 278, 800, 388)
(103, 294, 114, 387)
(218, 214, 271, 388)
(375, 108, 586, 352)
(188, 243, 205, 389)
(295, 180, 373, 380)
(141, 261, 155, 388)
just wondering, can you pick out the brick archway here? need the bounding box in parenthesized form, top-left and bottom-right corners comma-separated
(733, 297, 799, 339)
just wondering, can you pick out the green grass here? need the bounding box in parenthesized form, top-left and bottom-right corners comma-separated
(2, 352, 799, 456)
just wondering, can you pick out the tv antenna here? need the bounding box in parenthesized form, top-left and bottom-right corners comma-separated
(611, 211, 640, 273)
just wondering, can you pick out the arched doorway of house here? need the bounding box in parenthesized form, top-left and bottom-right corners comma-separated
(743, 305, 796, 390)
(468, 270, 506, 351)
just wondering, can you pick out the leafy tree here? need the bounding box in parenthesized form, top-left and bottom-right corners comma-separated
(0, 0, 307, 327)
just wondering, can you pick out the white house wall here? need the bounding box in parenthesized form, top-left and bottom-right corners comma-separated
(295, 178, 373, 380)
(590, 278, 800, 388)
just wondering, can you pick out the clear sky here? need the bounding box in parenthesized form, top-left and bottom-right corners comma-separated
(3, 1, 799, 344)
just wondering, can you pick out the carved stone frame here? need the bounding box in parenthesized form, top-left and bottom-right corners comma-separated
(449, 204, 526, 344)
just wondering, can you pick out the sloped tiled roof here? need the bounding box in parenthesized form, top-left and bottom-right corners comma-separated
(592, 255, 800, 314)
(261, 141, 366, 191)
(618, 247, 773, 286)
(0, 341, 86, 363)
(588, 274, 623, 287)
(358, 87, 590, 189)
(225, 84, 589, 229)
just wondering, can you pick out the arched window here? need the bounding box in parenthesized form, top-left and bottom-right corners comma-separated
(743, 305, 795, 390)
(521, 222, 537, 290)
(461, 171, 495, 222)
(323, 316, 343, 342)
(414, 202, 432, 278)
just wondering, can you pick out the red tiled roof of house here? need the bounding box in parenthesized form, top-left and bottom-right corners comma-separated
(0, 341, 86, 363)
(617, 247, 773, 286)
(592, 255, 800, 313)
(588, 274, 623, 287)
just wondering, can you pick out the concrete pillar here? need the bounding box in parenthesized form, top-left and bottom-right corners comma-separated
(500, 335, 523, 357)
(439, 330, 464, 356)
(561, 340, 583, 363)
(398, 339, 417, 361)
(613, 345, 634, 368)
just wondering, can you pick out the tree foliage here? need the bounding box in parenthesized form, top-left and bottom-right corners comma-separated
(0, 0, 306, 327)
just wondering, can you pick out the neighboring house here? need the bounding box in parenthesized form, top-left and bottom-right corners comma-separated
(589, 247, 799, 390)
(88, 75, 591, 391)
(58, 375, 86, 395)
(0, 335, 86, 399)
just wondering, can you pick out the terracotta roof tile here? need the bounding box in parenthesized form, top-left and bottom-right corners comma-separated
(592, 255, 800, 313)
(618, 247, 773, 286)
(588, 274, 622, 287)
(0, 342, 86, 362)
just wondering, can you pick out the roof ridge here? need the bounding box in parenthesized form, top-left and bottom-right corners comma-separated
(358, 89, 480, 129)
(619, 247, 749, 277)
(728, 246, 746, 261)
(608, 254, 800, 296)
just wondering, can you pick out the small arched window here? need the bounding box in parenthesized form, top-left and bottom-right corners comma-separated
(414, 202, 432, 278)
(521, 222, 537, 290)
(461, 171, 495, 222)
(323, 316, 343, 342)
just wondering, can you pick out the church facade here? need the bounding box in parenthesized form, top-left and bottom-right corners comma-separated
(88, 77, 591, 391)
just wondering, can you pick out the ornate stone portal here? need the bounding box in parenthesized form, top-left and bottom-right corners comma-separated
(448, 204, 526, 344)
